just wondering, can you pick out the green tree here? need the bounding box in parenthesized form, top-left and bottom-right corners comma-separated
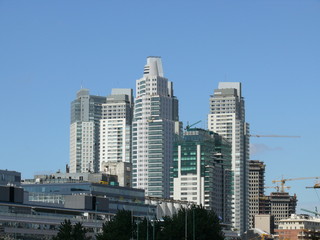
(52, 220, 90, 240)
(96, 210, 134, 240)
(158, 205, 225, 240)
(96, 206, 224, 240)
(52, 219, 72, 240)
(71, 222, 90, 240)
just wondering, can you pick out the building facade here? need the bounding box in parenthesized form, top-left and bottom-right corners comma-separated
(100, 161, 132, 187)
(171, 128, 232, 224)
(0, 184, 155, 239)
(132, 57, 179, 198)
(248, 160, 266, 229)
(208, 82, 250, 234)
(259, 192, 297, 228)
(99, 88, 133, 165)
(0, 169, 21, 186)
(275, 214, 320, 240)
(70, 89, 106, 173)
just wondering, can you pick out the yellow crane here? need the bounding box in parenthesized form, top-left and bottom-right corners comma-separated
(272, 176, 320, 193)
(306, 183, 320, 189)
(264, 185, 291, 192)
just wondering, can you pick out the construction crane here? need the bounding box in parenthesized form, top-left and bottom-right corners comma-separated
(264, 185, 291, 192)
(306, 183, 320, 189)
(272, 176, 320, 193)
(185, 120, 201, 130)
(249, 134, 300, 138)
(301, 208, 319, 217)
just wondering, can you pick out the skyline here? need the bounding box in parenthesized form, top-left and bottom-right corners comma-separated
(1, 0, 320, 212)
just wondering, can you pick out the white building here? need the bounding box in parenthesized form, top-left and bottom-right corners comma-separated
(208, 82, 250, 235)
(275, 214, 320, 240)
(70, 89, 106, 173)
(99, 88, 133, 164)
(132, 56, 180, 198)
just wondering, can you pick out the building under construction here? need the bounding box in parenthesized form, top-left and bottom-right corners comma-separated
(258, 192, 297, 229)
(248, 160, 266, 229)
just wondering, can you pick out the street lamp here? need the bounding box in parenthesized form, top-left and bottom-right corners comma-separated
(185, 203, 191, 240)
(192, 206, 195, 240)
(95, 200, 99, 237)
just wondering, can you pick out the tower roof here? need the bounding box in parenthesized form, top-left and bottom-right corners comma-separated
(143, 56, 164, 77)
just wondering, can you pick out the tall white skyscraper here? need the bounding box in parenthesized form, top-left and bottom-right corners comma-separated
(99, 88, 133, 166)
(70, 89, 106, 173)
(208, 82, 250, 235)
(132, 57, 179, 198)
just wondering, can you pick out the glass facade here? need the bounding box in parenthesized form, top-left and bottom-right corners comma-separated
(171, 128, 232, 224)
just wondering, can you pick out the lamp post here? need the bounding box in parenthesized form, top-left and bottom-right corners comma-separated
(95, 200, 99, 237)
(192, 206, 195, 240)
(147, 206, 149, 240)
(185, 203, 191, 240)
(136, 219, 141, 240)
(131, 209, 134, 240)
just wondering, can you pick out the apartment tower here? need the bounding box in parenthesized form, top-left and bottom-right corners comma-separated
(99, 89, 133, 165)
(99, 89, 133, 187)
(208, 82, 250, 235)
(70, 89, 106, 173)
(171, 128, 232, 223)
(132, 57, 179, 198)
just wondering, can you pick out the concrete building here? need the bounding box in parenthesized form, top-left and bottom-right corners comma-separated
(99, 88, 133, 165)
(132, 56, 180, 198)
(100, 161, 132, 187)
(70, 89, 106, 173)
(208, 82, 250, 234)
(0, 169, 21, 186)
(254, 214, 274, 235)
(259, 192, 297, 228)
(249, 160, 266, 229)
(275, 214, 320, 240)
(171, 128, 232, 224)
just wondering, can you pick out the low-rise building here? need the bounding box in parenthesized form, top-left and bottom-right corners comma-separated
(0, 169, 21, 186)
(0, 177, 156, 239)
(100, 161, 132, 187)
(23, 171, 118, 185)
(275, 214, 320, 240)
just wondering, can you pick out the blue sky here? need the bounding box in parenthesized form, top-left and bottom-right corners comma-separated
(0, 0, 320, 211)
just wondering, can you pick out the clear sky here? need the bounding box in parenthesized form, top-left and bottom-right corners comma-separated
(1, 0, 320, 212)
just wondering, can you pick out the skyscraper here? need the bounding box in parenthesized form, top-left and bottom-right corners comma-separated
(99, 89, 134, 187)
(99, 88, 133, 165)
(70, 89, 106, 173)
(208, 82, 250, 235)
(132, 57, 179, 198)
(171, 128, 232, 222)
